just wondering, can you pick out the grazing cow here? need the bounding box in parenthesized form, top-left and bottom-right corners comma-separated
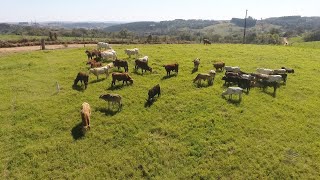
(213, 62, 225, 72)
(148, 84, 161, 102)
(89, 65, 112, 79)
(281, 67, 295, 73)
(97, 42, 111, 50)
(86, 60, 102, 68)
(225, 66, 241, 73)
(222, 87, 243, 101)
(113, 59, 129, 72)
(81, 102, 91, 131)
(101, 50, 117, 61)
(99, 94, 122, 110)
(124, 48, 139, 58)
(111, 72, 133, 86)
(193, 58, 200, 70)
(163, 63, 179, 76)
(135, 59, 152, 74)
(203, 38, 211, 45)
(256, 68, 274, 75)
(74, 72, 89, 89)
(193, 70, 216, 85)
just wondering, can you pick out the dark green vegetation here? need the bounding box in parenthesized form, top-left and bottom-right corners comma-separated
(1, 44, 320, 179)
(1, 16, 320, 47)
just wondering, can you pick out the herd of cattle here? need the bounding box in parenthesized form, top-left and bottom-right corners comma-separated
(78, 42, 295, 132)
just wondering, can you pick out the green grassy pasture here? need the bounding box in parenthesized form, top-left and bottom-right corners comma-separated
(1, 44, 320, 179)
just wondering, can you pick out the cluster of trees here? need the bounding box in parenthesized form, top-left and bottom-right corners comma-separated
(304, 30, 320, 42)
(231, 16, 257, 28)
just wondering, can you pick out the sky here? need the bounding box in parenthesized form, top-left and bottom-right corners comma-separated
(1, 0, 319, 22)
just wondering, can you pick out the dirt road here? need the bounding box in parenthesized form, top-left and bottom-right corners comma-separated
(0, 44, 96, 54)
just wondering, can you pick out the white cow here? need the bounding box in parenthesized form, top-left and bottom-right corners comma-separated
(89, 64, 113, 79)
(124, 48, 139, 58)
(222, 87, 243, 101)
(256, 68, 274, 75)
(273, 69, 286, 74)
(101, 50, 117, 61)
(138, 56, 148, 64)
(97, 42, 111, 50)
(267, 75, 283, 83)
(225, 66, 241, 73)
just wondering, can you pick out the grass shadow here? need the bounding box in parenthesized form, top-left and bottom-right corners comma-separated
(71, 122, 85, 140)
(161, 74, 177, 80)
(144, 98, 157, 108)
(72, 84, 85, 92)
(195, 82, 213, 88)
(90, 78, 106, 84)
(96, 107, 120, 116)
(107, 84, 130, 90)
(262, 89, 276, 98)
(222, 96, 241, 105)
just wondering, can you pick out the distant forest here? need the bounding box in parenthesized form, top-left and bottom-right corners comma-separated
(1, 16, 320, 47)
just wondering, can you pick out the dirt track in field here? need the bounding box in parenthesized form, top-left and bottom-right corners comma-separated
(0, 44, 96, 54)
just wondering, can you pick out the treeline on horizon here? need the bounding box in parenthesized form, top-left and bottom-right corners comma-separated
(0, 16, 320, 47)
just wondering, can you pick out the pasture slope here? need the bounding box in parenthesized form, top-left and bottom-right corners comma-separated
(0, 43, 320, 179)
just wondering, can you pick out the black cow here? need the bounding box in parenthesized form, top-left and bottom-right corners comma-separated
(113, 59, 129, 72)
(135, 59, 152, 74)
(74, 72, 89, 89)
(148, 84, 161, 102)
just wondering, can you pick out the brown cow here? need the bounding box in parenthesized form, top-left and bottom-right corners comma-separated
(163, 63, 178, 76)
(81, 102, 91, 131)
(85, 50, 100, 60)
(213, 62, 225, 72)
(193, 70, 216, 85)
(86, 60, 102, 68)
(99, 94, 122, 110)
(135, 59, 152, 74)
(111, 72, 133, 86)
(74, 72, 89, 89)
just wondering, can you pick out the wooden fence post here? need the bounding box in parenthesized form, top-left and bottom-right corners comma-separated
(41, 39, 45, 50)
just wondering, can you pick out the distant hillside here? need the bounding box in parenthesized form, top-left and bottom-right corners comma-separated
(264, 16, 320, 30)
(104, 19, 218, 35)
(43, 22, 120, 29)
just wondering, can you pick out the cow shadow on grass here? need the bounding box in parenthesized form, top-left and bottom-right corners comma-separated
(161, 74, 177, 80)
(96, 107, 120, 116)
(90, 78, 106, 84)
(261, 89, 277, 98)
(71, 122, 85, 140)
(107, 84, 130, 91)
(144, 98, 157, 108)
(194, 82, 214, 88)
(222, 96, 241, 106)
(72, 85, 85, 92)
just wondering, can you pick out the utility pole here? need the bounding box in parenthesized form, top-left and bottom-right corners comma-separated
(243, 9, 248, 44)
